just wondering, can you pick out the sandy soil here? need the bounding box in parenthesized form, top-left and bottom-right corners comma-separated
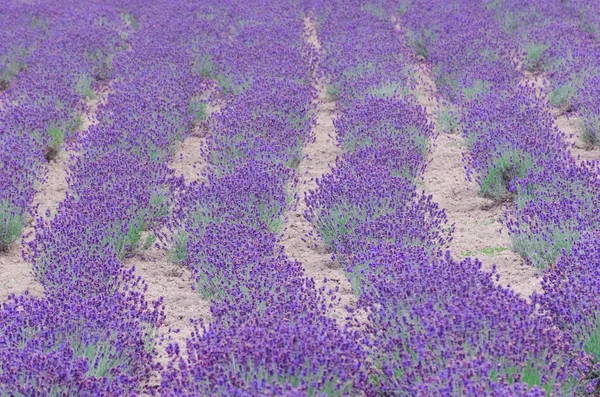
(131, 116, 214, 365)
(125, 244, 211, 367)
(415, 65, 541, 299)
(168, 95, 219, 185)
(279, 18, 363, 326)
(169, 136, 209, 185)
(0, 244, 44, 301)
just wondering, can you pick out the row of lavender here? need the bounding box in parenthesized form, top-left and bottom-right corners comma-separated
(0, 0, 210, 393)
(0, 0, 126, 252)
(0, 1, 52, 90)
(306, 0, 595, 395)
(158, 1, 371, 395)
(485, 0, 600, 146)
(396, 0, 600, 392)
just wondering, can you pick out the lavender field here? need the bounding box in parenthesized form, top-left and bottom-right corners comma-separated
(1, 0, 600, 395)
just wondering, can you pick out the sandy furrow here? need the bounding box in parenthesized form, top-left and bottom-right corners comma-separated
(0, 244, 44, 301)
(32, 89, 110, 223)
(279, 18, 361, 326)
(168, 94, 220, 186)
(126, 245, 210, 369)
(169, 135, 209, 185)
(0, 90, 110, 302)
(414, 64, 541, 299)
(126, 100, 217, 378)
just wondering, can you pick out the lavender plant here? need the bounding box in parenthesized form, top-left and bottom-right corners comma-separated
(524, 43, 548, 73)
(0, 199, 24, 252)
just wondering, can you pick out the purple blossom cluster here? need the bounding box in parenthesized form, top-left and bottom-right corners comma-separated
(536, 234, 600, 388)
(0, 270, 163, 395)
(397, 0, 568, 201)
(397, 0, 600, 271)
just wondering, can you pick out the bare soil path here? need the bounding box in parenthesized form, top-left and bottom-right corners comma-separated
(414, 64, 541, 299)
(125, 245, 211, 368)
(128, 98, 215, 386)
(33, 89, 109, 222)
(280, 18, 361, 326)
(169, 136, 209, 185)
(169, 95, 219, 185)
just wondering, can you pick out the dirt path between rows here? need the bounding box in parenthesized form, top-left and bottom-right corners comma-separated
(168, 94, 220, 186)
(414, 64, 541, 299)
(0, 245, 44, 302)
(33, 89, 110, 222)
(129, 100, 216, 391)
(126, 244, 210, 369)
(0, 90, 110, 303)
(280, 18, 362, 326)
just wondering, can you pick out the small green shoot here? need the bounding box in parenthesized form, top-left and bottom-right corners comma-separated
(369, 81, 408, 99)
(317, 205, 362, 252)
(74, 73, 95, 100)
(482, 217, 497, 226)
(463, 80, 491, 101)
(486, 0, 502, 11)
(581, 116, 600, 147)
(45, 125, 65, 162)
(144, 325, 157, 354)
(325, 84, 340, 101)
(116, 215, 145, 260)
(143, 234, 156, 250)
(524, 43, 547, 73)
(436, 107, 459, 133)
(148, 190, 170, 224)
(0, 47, 29, 90)
(194, 55, 216, 79)
(434, 70, 460, 100)
(480, 246, 507, 255)
(85, 49, 114, 81)
(69, 113, 83, 133)
(579, 14, 600, 41)
(189, 96, 210, 121)
(584, 318, 600, 362)
(120, 12, 138, 30)
(501, 11, 520, 34)
(479, 150, 533, 201)
(360, 3, 386, 19)
(348, 264, 368, 297)
(0, 200, 24, 252)
(549, 83, 575, 110)
(398, 0, 410, 15)
(407, 29, 434, 60)
(512, 228, 577, 269)
(343, 134, 373, 153)
(169, 231, 189, 264)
